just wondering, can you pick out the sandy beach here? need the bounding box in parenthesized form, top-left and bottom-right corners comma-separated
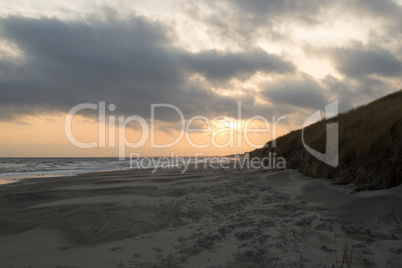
(0, 167, 401, 267)
(2, 0, 402, 266)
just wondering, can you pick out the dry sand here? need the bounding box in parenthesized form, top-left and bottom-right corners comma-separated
(0, 166, 401, 267)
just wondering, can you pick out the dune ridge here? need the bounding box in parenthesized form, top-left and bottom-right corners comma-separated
(250, 89, 402, 190)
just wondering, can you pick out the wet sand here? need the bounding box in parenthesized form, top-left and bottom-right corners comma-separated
(0, 167, 401, 267)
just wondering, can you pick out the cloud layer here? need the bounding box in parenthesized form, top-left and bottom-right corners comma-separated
(0, 14, 296, 121)
(0, 0, 401, 126)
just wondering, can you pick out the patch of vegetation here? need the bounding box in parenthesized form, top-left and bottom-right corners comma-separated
(250, 89, 402, 189)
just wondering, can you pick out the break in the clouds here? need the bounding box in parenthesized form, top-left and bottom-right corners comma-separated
(0, 0, 401, 125)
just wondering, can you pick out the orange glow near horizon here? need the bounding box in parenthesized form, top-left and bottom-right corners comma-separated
(0, 113, 290, 158)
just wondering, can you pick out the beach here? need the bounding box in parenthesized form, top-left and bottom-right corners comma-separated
(0, 167, 401, 267)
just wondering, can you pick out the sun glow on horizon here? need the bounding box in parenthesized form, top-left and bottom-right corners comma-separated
(0, 112, 291, 157)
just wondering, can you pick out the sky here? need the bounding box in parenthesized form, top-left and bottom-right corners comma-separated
(0, 0, 401, 157)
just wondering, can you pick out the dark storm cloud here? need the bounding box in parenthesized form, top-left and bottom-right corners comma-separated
(0, 14, 294, 121)
(345, 0, 402, 28)
(330, 44, 402, 78)
(262, 74, 328, 109)
(229, 0, 331, 25)
(321, 74, 395, 114)
(181, 49, 295, 81)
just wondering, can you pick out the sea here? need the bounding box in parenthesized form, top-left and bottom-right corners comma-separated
(0, 158, 136, 185)
(0, 156, 230, 185)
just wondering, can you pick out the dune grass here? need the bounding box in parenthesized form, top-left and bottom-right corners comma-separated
(251, 89, 402, 189)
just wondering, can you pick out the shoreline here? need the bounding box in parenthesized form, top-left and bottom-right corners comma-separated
(0, 155, 274, 187)
(0, 167, 135, 187)
(1, 167, 401, 267)
(0, 156, 240, 187)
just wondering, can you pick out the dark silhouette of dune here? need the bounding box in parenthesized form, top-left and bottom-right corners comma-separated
(250, 89, 402, 190)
